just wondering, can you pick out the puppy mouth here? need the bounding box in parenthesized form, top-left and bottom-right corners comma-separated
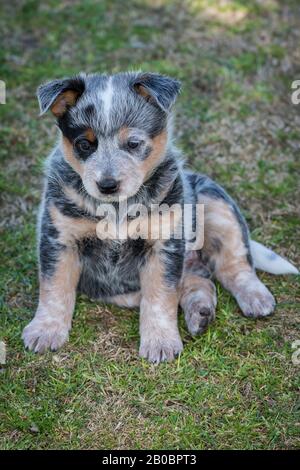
(97, 193, 122, 202)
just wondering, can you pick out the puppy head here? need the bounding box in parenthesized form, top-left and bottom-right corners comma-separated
(37, 72, 181, 201)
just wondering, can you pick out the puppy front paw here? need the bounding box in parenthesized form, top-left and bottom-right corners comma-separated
(139, 333, 183, 364)
(22, 316, 69, 353)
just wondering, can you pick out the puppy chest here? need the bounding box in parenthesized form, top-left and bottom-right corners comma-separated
(77, 237, 149, 297)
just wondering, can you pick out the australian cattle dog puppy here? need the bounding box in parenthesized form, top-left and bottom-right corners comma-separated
(22, 72, 298, 363)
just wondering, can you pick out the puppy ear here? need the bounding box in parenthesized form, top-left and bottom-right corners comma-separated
(133, 73, 181, 112)
(37, 75, 86, 117)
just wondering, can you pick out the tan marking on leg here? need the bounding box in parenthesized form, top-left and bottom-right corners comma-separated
(179, 251, 217, 335)
(139, 245, 182, 363)
(22, 248, 80, 353)
(108, 292, 141, 308)
(199, 195, 275, 317)
(62, 137, 84, 176)
(49, 204, 97, 245)
(184, 250, 201, 271)
(180, 273, 216, 305)
(39, 249, 80, 324)
(180, 270, 217, 335)
(199, 195, 251, 282)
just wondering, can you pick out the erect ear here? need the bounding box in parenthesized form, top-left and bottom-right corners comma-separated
(37, 75, 86, 117)
(133, 73, 181, 112)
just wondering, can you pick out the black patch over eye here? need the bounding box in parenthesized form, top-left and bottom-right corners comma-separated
(74, 138, 96, 158)
(127, 139, 142, 150)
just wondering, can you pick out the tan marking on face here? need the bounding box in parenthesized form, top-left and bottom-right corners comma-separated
(85, 128, 96, 142)
(49, 204, 97, 245)
(141, 130, 167, 179)
(62, 137, 84, 177)
(199, 194, 252, 287)
(118, 126, 130, 142)
(51, 90, 79, 117)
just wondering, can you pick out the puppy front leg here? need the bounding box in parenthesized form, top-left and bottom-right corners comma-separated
(22, 247, 80, 353)
(139, 245, 183, 363)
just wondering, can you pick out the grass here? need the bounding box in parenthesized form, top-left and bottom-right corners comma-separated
(0, 0, 299, 450)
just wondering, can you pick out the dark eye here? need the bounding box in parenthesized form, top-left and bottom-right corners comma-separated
(75, 139, 92, 153)
(127, 139, 141, 150)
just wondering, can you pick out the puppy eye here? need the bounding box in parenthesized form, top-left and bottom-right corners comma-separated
(75, 139, 92, 153)
(127, 139, 141, 150)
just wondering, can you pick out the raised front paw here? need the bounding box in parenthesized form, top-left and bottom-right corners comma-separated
(139, 333, 183, 364)
(22, 316, 69, 353)
(184, 300, 216, 336)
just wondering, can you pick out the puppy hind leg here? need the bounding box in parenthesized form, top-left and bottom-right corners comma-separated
(180, 251, 217, 335)
(199, 192, 275, 318)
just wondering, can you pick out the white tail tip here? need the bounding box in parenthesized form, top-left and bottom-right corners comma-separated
(250, 240, 299, 275)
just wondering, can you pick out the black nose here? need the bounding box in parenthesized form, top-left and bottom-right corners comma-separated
(96, 178, 120, 195)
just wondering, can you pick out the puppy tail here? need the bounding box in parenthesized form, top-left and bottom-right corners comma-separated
(250, 240, 299, 275)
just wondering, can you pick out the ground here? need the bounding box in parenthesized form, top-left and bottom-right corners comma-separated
(0, 0, 299, 450)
